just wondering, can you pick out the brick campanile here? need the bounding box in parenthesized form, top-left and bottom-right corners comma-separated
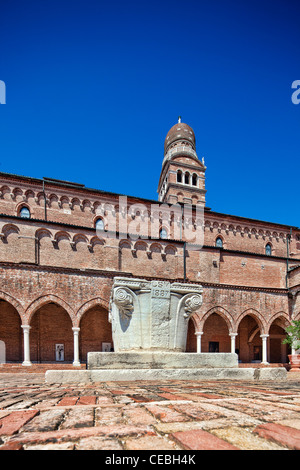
(157, 117, 207, 207)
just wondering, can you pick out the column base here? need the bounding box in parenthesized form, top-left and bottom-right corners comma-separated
(22, 361, 32, 367)
(72, 361, 81, 367)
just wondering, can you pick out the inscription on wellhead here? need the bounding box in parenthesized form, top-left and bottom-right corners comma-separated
(151, 280, 170, 299)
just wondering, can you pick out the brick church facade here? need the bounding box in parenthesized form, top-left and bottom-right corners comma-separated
(0, 119, 299, 367)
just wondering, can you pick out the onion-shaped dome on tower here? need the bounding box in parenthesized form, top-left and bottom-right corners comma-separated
(164, 117, 196, 155)
(162, 117, 199, 168)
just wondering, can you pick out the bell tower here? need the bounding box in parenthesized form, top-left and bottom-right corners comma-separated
(157, 118, 206, 207)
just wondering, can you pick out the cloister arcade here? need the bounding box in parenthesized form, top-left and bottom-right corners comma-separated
(0, 293, 297, 367)
(0, 296, 112, 366)
(186, 308, 293, 364)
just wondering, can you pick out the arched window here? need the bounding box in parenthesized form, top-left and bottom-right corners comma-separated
(95, 218, 104, 232)
(216, 237, 223, 248)
(159, 228, 168, 239)
(192, 173, 197, 186)
(20, 206, 30, 219)
(265, 243, 272, 256)
(177, 170, 182, 183)
(185, 172, 190, 184)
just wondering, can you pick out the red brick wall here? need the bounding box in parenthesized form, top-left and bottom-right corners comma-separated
(0, 173, 298, 364)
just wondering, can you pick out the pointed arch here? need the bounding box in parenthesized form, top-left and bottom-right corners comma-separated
(267, 311, 290, 333)
(25, 294, 75, 325)
(199, 306, 235, 334)
(76, 297, 110, 327)
(0, 292, 23, 362)
(0, 291, 24, 318)
(235, 308, 267, 334)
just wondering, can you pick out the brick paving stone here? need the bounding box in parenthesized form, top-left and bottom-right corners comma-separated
(123, 407, 157, 425)
(95, 395, 115, 405)
(192, 392, 224, 399)
(75, 437, 123, 450)
(157, 392, 189, 401)
(60, 407, 95, 429)
(154, 418, 232, 434)
(188, 401, 263, 426)
(172, 403, 225, 421)
(275, 419, 300, 430)
(0, 398, 25, 409)
(7, 424, 154, 446)
(211, 426, 287, 450)
(5, 399, 40, 410)
(0, 373, 300, 450)
(25, 442, 75, 450)
(0, 410, 39, 436)
(57, 397, 79, 406)
(113, 396, 135, 404)
(145, 404, 190, 423)
(35, 398, 61, 409)
(77, 396, 97, 406)
(0, 441, 24, 450)
(171, 429, 239, 450)
(219, 399, 300, 422)
(253, 423, 300, 450)
(95, 406, 125, 425)
(127, 395, 152, 403)
(21, 409, 66, 432)
(125, 434, 179, 450)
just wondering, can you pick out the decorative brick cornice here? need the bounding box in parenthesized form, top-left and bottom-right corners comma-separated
(0, 261, 289, 295)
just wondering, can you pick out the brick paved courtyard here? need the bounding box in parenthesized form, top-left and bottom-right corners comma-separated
(1, 372, 300, 451)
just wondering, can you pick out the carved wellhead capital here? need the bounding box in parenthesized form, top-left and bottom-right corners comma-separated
(114, 287, 134, 319)
(184, 294, 203, 318)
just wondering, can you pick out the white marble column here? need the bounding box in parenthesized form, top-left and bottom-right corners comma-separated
(260, 334, 269, 364)
(230, 333, 238, 354)
(21, 325, 32, 366)
(72, 327, 81, 367)
(195, 331, 203, 353)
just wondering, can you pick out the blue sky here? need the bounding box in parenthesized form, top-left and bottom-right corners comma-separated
(0, 0, 299, 227)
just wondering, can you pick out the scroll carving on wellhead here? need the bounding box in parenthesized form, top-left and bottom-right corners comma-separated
(108, 277, 203, 352)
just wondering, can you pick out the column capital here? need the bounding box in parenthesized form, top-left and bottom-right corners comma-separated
(194, 331, 203, 336)
(72, 327, 80, 333)
(260, 334, 269, 339)
(229, 333, 238, 337)
(21, 324, 31, 331)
